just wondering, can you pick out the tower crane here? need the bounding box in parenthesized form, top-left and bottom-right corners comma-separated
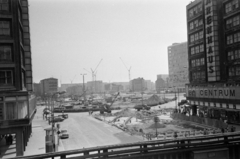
(120, 57, 131, 82)
(83, 59, 103, 93)
(70, 75, 76, 84)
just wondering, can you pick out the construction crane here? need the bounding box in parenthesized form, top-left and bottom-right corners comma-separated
(120, 57, 131, 82)
(70, 75, 76, 84)
(84, 59, 103, 93)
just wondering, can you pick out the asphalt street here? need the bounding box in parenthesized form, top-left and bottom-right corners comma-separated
(57, 112, 142, 151)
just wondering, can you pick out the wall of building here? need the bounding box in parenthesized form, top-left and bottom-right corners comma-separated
(168, 42, 188, 88)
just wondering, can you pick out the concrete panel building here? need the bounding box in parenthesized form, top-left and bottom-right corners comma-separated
(168, 42, 189, 92)
(40, 78, 58, 96)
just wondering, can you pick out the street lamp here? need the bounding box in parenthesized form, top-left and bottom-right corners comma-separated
(81, 74, 86, 104)
(51, 91, 66, 152)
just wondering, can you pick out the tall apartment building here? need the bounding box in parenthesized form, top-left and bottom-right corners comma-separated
(0, 0, 35, 156)
(186, 0, 240, 124)
(40, 78, 58, 96)
(168, 42, 189, 92)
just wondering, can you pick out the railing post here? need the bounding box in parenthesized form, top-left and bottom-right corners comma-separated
(60, 155, 66, 159)
(103, 148, 108, 158)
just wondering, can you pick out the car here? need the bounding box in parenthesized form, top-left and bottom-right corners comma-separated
(59, 130, 69, 139)
(58, 114, 68, 119)
(49, 116, 65, 123)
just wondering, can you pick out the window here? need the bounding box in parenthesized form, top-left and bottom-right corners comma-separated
(195, 46, 199, 54)
(200, 58, 205, 65)
(226, 18, 233, 29)
(0, 70, 12, 85)
(229, 67, 235, 76)
(199, 19, 203, 26)
(190, 22, 194, 30)
(196, 59, 200, 66)
(233, 0, 239, 9)
(227, 35, 233, 45)
(226, 2, 232, 14)
(6, 102, 17, 120)
(200, 44, 204, 52)
(190, 34, 194, 43)
(0, 45, 11, 61)
(0, 21, 10, 36)
(191, 60, 195, 67)
(198, 4, 202, 12)
(189, 9, 193, 18)
(228, 51, 234, 60)
(0, 103, 3, 120)
(195, 33, 199, 41)
(233, 15, 240, 26)
(201, 71, 205, 79)
(235, 49, 240, 59)
(236, 66, 240, 75)
(191, 47, 195, 55)
(194, 20, 198, 28)
(0, 0, 9, 11)
(199, 31, 203, 39)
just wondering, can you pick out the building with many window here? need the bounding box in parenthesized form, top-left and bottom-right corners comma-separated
(0, 0, 35, 156)
(39, 78, 58, 96)
(130, 78, 146, 92)
(168, 42, 189, 92)
(186, 0, 240, 125)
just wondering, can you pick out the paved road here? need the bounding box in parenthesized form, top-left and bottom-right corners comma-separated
(58, 112, 142, 151)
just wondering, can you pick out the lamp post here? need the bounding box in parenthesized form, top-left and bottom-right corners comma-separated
(81, 74, 86, 104)
(51, 91, 66, 152)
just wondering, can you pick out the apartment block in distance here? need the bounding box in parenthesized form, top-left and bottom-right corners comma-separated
(186, 0, 240, 125)
(0, 0, 36, 156)
(40, 77, 58, 96)
(168, 42, 189, 92)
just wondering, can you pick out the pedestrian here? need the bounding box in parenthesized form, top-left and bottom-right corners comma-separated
(230, 126, 235, 132)
(203, 129, 207, 135)
(174, 132, 178, 139)
(5, 135, 8, 145)
(221, 127, 225, 133)
(9, 134, 13, 145)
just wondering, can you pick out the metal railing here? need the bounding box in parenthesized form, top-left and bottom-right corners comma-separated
(14, 132, 240, 159)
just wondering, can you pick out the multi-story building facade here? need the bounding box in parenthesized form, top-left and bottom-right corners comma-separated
(40, 78, 58, 96)
(168, 42, 189, 92)
(0, 0, 35, 156)
(155, 75, 166, 93)
(131, 78, 146, 92)
(87, 80, 104, 93)
(186, 0, 240, 125)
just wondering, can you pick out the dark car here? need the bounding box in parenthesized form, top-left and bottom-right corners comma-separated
(60, 130, 69, 139)
(49, 116, 64, 123)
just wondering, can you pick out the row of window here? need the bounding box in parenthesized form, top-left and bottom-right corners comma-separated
(227, 32, 240, 45)
(192, 71, 205, 81)
(191, 58, 205, 67)
(190, 44, 204, 55)
(225, 0, 239, 14)
(229, 66, 240, 76)
(189, 18, 203, 31)
(190, 31, 203, 43)
(228, 49, 240, 60)
(226, 14, 240, 30)
(0, 70, 12, 85)
(189, 3, 202, 18)
(0, 0, 9, 11)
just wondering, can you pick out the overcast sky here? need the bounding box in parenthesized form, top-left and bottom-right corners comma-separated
(29, 0, 189, 84)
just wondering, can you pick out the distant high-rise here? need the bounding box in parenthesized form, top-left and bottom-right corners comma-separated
(0, 0, 35, 156)
(168, 42, 189, 92)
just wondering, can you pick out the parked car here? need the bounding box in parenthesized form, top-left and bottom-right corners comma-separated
(60, 130, 69, 139)
(49, 116, 65, 123)
(58, 114, 68, 119)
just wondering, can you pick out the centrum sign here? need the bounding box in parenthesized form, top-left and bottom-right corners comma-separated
(186, 87, 240, 99)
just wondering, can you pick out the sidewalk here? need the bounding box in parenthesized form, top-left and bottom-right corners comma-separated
(24, 106, 65, 157)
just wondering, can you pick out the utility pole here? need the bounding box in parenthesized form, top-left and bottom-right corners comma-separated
(81, 74, 86, 103)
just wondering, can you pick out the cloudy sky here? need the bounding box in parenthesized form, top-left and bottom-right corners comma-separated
(29, 0, 189, 84)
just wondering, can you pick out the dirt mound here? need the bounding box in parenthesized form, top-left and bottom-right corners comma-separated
(147, 123, 166, 129)
(113, 108, 135, 117)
